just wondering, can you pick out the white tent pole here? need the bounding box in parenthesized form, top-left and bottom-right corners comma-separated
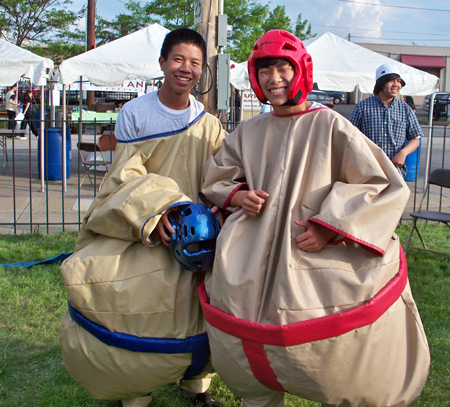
(79, 76, 83, 144)
(62, 84, 67, 192)
(40, 85, 45, 192)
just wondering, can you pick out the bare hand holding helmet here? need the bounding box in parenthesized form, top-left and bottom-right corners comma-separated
(165, 203, 221, 272)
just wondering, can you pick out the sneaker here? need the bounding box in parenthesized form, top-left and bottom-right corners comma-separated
(179, 390, 221, 407)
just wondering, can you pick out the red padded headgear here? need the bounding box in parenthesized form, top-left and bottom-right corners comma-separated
(248, 30, 313, 106)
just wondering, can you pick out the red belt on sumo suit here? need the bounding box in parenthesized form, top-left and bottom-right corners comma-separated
(199, 246, 408, 392)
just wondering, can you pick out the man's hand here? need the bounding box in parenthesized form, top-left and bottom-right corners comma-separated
(393, 138, 420, 168)
(391, 150, 408, 168)
(295, 220, 338, 252)
(156, 207, 178, 247)
(231, 189, 269, 217)
(210, 205, 225, 227)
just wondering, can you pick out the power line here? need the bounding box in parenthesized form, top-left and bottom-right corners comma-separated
(337, 0, 450, 12)
(351, 35, 450, 42)
(312, 23, 449, 37)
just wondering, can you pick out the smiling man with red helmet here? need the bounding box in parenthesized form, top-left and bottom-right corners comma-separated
(248, 30, 313, 108)
(200, 30, 430, 407)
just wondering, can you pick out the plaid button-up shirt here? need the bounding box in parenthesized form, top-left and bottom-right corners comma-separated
(350, 95, 422, 160)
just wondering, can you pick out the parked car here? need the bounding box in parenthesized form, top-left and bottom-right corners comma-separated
(421, 92, 450, 118)
(323, 90, 345, 105)
(307, 90, 334, 108)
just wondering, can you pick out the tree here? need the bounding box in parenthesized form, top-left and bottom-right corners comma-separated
(96, 0, 157, 45)
(27, 42, 84, 65)
(96, 0, 270, 63)
(94, 0, 193, 44)
(224, 0, 269, 62)
(262, 5, 292, 33)
(144, 0, 194, 31)
(0, 0, 78, 46)
(90, 0, 315, 63)
(294, 12, 315, 41)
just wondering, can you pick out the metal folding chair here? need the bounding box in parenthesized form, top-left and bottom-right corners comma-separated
(405, 168, 450, 265)
(77, 141, 112, 188)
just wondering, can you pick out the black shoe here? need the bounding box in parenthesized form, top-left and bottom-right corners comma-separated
(179, 390, 221, 407)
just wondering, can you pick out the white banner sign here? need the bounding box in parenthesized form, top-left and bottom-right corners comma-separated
(85, 79, 146, 92)
(242, 89, 261, 110)
(57, 79, 146, 93)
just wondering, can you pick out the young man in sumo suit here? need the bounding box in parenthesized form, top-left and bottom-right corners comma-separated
(59, 28, 226, 407)
(200, 29, 430, 407)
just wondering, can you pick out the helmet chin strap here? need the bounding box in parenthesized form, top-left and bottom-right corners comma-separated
(282, 89, 303, 106)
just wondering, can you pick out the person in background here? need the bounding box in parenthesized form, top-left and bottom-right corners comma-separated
(260, 102, 272, 114)
(403, 95, 416, 113)
(234, 89, 241, 122)
(21, 90, 39, 137)
(350, 63, 422, 178)
(5, 83, 19, 130)
(115, 100, 124, 111)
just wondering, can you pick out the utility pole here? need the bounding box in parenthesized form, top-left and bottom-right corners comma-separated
(86, 0, 96, 110)
(197, 0, 218, 115)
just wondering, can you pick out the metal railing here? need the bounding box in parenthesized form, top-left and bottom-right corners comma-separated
(0, 116, 116, 234)
(0, 115, 448, 235)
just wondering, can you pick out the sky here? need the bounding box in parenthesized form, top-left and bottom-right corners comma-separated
(68, 0, 450, 48)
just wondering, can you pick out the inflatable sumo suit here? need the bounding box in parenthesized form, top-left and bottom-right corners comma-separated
(59, 106, 226, 401)
(200, 107, 430, 406)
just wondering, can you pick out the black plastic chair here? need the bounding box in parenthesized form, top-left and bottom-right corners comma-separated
(405, 168, 450, 266)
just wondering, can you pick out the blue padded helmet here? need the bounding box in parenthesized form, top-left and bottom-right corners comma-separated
(168, 203, 221, 272)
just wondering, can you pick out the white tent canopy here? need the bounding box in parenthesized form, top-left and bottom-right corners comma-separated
(307, 32, 439, 95)
(0, 39, 54, 193)
(230, 32, 439, 96)
(57, 23, 170, 86)
(230, 60, 250, 91)
(0, 39, 54, 86)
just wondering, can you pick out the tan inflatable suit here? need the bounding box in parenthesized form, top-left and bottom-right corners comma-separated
(201, 107, 430, 407)
(59, 111, 225, 401)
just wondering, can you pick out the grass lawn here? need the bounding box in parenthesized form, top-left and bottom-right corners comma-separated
(0, 224, 448, 406)
(417, 116, 449, 126)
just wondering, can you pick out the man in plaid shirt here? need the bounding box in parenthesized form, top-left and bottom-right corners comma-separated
(350, 63, 422, 177)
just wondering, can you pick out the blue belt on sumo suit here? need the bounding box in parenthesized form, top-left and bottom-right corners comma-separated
(68, 301, 210, 380)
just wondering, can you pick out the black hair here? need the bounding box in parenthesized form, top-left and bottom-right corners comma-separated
(404, 95, 416, 111)
(160, 28, 207, 66)
(404, 95, 415, 105)
(373, 73, 401, 95)
(255, 58, 293, 72)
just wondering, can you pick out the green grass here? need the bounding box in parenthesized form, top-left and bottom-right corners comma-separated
(0, 226, 448, 406)
(417, 115, 449, 125)
(396, 224, 450, 407)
